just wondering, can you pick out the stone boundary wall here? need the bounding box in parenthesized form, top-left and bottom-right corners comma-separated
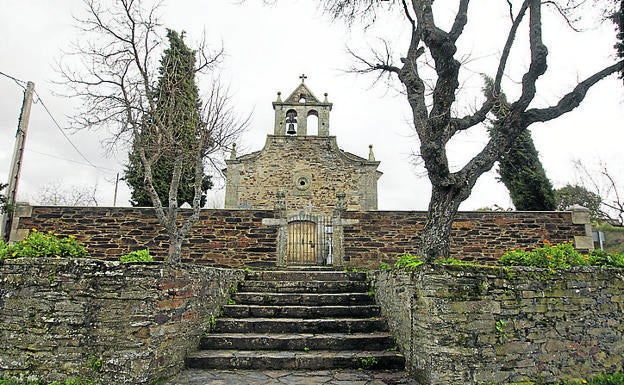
(9, 204, 591, 267)
(344, 210, 591, 266)
(10, 205, 278, 267)
(371, 266, 624, 385)
(0, 258, 244, 384)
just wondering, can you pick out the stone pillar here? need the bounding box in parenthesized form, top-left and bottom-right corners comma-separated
(8, 202, 32, 243)
(270, 190, 288, 266)
(274, 190, 286, 214)
(329, 192, 359, 267)
(331, 215, 344, 266)
(223, 161, 241, 209)
(570, 205, 594, 251)
(273, 93, 286, 135)
(318, 101, 330, 136)
(297, 106, 307, 136)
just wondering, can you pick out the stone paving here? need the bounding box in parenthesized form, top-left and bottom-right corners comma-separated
(165, 369, 420, 385)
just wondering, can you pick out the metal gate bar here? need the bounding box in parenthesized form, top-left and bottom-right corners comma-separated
(287, 214, 332, 265)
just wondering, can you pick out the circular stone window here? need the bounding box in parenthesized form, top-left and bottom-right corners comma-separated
(295, 176, 311, 191)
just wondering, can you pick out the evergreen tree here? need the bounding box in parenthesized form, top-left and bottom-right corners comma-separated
(615, 0, 624, 79)
(124, 30, 212, 207)
(554, 184, 604, 221)
(0, 183, 8, 213)
(483, 77, 556, 211)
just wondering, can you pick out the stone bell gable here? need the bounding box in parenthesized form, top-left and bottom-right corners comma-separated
(272, 77, 332, 136)
(224, 76, 382, 212)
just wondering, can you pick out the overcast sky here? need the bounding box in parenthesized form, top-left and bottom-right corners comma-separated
(1, 0, 622, 211)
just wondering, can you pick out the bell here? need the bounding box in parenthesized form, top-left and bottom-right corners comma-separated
(287, 123, 296, 135)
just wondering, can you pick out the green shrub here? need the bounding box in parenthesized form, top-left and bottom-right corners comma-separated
(394, 253, 424, 270)
(119, 249, 153, 263)
(564, 372, 624, 385)
(500, 240, 590, 268)
(436, 257, 474, 266)
(86, 355, 102, 372)
(0, 229, 87, 259)
(359, 355, 378, 369)
(378, 262, 392, 271)
(500, 240, 624, 269)
(589, 249, 624, 268)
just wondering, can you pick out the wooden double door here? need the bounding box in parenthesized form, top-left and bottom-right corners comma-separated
(286, 215, 332, 265)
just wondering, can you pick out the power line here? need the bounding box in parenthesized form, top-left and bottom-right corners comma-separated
(27, 148, 118, 173)
(1, 69, 118, 176)
(33, 90, 101, 169)
(0, 70, 27, 90)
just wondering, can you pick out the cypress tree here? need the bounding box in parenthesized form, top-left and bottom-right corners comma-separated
(483, 76, 556, 211)
(615, 0, 624, 79)
(124, 30, 212, 207)
(0, 183, 8, 213)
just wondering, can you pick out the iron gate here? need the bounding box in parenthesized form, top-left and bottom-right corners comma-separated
(286, 214, 333, 265)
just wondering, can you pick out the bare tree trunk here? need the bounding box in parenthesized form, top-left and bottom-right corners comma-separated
(168, 232, 183, 265)
(420, 184, 469, 262)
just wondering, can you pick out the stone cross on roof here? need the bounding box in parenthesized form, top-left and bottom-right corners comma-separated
(299, 73, 307, 83)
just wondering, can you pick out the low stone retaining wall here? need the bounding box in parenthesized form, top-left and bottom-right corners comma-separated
(343, 210, 591, 266)
(371, 266, 624, 384)
(9, 205, 277, 266)
(0, 258, 244, 384)
(8, 204, 592, 267)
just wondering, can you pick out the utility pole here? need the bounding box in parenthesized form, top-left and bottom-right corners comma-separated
(1, 81, 35, 241)
(113, 172, 119, 207)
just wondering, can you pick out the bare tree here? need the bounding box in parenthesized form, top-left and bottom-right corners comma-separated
(321, 0, 624, 261)
(573, 160, 624, 226)
(35, 182, 100, 207)
(58, 0, 246, 264)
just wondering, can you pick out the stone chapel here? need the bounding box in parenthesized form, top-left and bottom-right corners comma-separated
(224, 76, 382, 214)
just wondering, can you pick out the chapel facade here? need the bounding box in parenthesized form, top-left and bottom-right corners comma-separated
(223, 76, 382, 214)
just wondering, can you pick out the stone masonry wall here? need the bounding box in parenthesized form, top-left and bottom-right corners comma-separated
(0, 258, 244, 384)
(224, 135, 381, 212)
(371, 266, 624, 384)
(12, 205, 277, 267)
(10, 205, 591, 267)
(343, 210, 589, 267)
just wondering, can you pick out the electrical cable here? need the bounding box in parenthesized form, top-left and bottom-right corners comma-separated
(0, 70, 27, 90)
(27, 148, 118, 173)
(33, 90, 101, 169)
(1, 69, 119, 176)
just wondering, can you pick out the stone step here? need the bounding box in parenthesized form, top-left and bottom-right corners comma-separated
(222, 304, 380, 318)
(213, 317, 388, 334)
(186, 349, 405, 370)
(245, 270, 367, 282)
(200, 332, 397, 351)
(238, 280, 370, 293)
(183, 268, 405, 373)
(231, 292, 374, 306)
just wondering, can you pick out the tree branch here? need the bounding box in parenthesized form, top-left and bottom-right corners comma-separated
(400, 0, 415, 29)
(449, 0, 470, 42)
(450, 0, 529, 133)
(346, 43, 401, 74)
(513, 0, 548, 112)
(523, 59, 624, 124)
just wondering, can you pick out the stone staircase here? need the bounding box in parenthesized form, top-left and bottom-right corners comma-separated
(185, 268, 405, 370)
